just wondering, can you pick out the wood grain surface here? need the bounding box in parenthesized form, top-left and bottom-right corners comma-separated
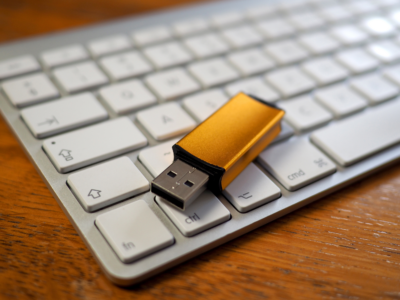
(1, 1, 400, 299)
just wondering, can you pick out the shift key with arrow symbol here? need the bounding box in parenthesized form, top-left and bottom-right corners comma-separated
(20, 92, 108, 138)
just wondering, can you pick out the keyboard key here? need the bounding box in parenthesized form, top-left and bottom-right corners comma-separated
(99, 79, 156, 115)
(220, 25, 263, 49)
(264, 40, 309, 65)
(265, 66, 316, 98)
(335, 48, 379, 74)
(99, 51, 153, 81)
(210, 11, 244, 28)
(287, 11, 325, 31)
(156, 190, 230, 237)
(132, 26, 172, 47)
(255, 18, 296, 40)
(225, 77, 280, 103)
(136, 102, 196, 140)
(279, 95, 333, 132)
(314, 83, 368, 118)
(21, 92, 108, 138)
(68, 157, 149, 212)
(298, 31, 340, 55)
(345, 0, 377, 15)
(383, 64, 400, 86)
(366, 40, 400, 64)
(223, 163, 281, 213)
(302, 57, 349, 86)
(53, 61, 108, 94)
(43, 117, 147, 173)
(279, 0, 309, 12)
(311, 98, 400, 166)
(188, 58, 240, 88)
(388, 9, 400, 27)
(143, 41, 193, 69)
(258, 139, 336, 191)
(182, 89, 228, 122)
(183, 33, 230, 59)
(138, 139, 178, 177)
(0, 55, 40, 80)
(172, 18, 209, 37)
(2, 73, 59, 108)
(246, 5, 276, 19)
(350, 74, 399, 104)
(41, 44, 89, 68)
(329, 24, 369, 46)
(145, 68, 200, 101)
(360, 16, 396, 37)
(227, 48, 275, 76)
(87, 34, 131, 58)
(318, 5, 353, 22)
(96, 200, 174, 263)
(372, 0, 399, 8)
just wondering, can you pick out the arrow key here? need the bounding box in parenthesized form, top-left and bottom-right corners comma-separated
(68, 157, 149, 212)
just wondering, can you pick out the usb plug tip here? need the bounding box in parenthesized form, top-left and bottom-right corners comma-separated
(151, 159, 209, 210)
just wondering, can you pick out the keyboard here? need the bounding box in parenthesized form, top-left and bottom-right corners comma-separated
(1, 0, 400, 286)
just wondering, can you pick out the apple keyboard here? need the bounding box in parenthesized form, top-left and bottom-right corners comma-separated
(1, 0, 400, 286)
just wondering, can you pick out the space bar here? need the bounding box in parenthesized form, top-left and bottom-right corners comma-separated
(310, 99, 400, 167)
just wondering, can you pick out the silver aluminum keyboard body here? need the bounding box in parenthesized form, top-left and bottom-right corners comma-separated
(1, 0, 400, 285)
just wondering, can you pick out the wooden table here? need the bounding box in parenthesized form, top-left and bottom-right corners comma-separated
(1, 1, 400, 298)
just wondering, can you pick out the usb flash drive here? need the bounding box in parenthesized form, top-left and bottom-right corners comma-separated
(151, 93, 285, 210)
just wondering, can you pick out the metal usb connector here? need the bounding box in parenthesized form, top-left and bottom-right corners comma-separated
(152, 159, 209, 210)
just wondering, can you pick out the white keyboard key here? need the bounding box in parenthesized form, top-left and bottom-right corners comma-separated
(99, 51, 153, 81)
(329, 24, 369, 46)
(145, 68, 200, 101)
(43, 117, 147, 173)
(287, 11, 325, 31)
(302, 57, 349, 86)
(389, 9, 400, 27)
(279, 0, 309, 12)
(156, 190, 230, 237)
(21, 93, 108, 138)
(227, 48, 275, 76)
(383, 64, 400, 86)
(68, 157, 149, 212)
(335, 48, 379, 74)
(143, 41, 193, 69)
(99, 80, 156, 115)
(318, 5, 353, 22)
(137, 102, 196, 140)
(255, 18, 296, 39)
(220, 25, 263, 49)
(225, 77, 280, 103)
(350, 74, 399, 104)
(298, 32, 340, 55)
(366, 40, 400, 64)
(2, 73, 59, 108)
(132, 26, 172, 47)
(265, 66, 316, 98)
(346, 0, 377, 15)
(172, 18, 209, 37)
(182, 89, 228, 122)
(314, 84, 368, 118)
(311, 98, 400, 166)
(183, 33, 230, 59)
(258, 139, 336, 191)
(264, 40, 309, 65)
(188, 58, 239, 88)
(0, 55, 40, 80)
(223, 163, 281, 213)
(360, 16, 396, 37)
(96, 200, 174, 263)
(210, 11, 244, 28)
(138, 139, 178, 177)
(87, 35, 131, 58)
(279, 95, 333, 132)
(41, 44, 89, 68)
(53, 61, 108, 94)
(246, 5, 276, 19)
(372, 0, 399, 8)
